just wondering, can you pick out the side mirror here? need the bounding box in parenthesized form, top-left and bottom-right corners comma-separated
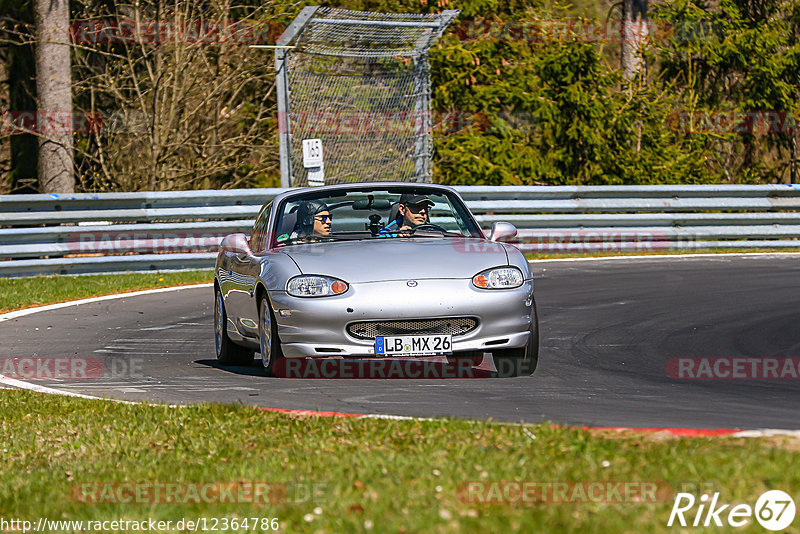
(220, 233, 252, 255)
(488, 222, 517, 242)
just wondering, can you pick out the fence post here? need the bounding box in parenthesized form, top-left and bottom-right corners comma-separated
(275, 6, 320, 188)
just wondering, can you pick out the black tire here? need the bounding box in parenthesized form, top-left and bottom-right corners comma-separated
(214, 287, 255, 365)
(492, 301, 539, 377)
(258, 295, 284, 377)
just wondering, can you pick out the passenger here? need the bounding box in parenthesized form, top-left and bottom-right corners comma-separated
(380, 193, 434, 236)
(291, 200, 332, 239)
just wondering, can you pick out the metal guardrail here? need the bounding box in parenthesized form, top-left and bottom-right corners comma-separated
(2, 185, 800, 277)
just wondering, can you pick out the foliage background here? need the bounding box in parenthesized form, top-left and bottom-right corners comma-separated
(1, 0, 799, 191)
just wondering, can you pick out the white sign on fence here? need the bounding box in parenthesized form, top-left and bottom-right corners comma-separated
(302, 139, 323, 167)
(302, 138, 324, 186)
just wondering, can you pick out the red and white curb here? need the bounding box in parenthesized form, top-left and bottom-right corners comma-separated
(580, 426, 760, 438)
(257, 408, 800, 438)
(2, 279, 800, 439)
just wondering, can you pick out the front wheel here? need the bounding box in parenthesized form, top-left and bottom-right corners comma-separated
(214, 288, 255, 365)
(259, 295, 284, 376)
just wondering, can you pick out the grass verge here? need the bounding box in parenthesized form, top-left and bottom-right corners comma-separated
(1, 388, 798, 533)
(0, 270, 213, 313)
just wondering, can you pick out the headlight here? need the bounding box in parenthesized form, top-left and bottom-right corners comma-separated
(472, 267, 524, 289)
(287, 275, 349, 297)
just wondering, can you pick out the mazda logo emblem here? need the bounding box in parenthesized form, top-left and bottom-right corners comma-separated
(407, 280, 418, 287)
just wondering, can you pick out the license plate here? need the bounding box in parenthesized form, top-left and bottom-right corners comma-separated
(375, 335, 452, 357)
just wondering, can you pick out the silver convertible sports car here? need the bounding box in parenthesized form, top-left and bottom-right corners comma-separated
(214, 183, 538, 377)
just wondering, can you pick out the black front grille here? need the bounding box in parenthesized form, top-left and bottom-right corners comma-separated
(346, 317, 479, 340)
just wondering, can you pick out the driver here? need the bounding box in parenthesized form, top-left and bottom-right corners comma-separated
(380, 193, 434, 236)
(290, 200, 332, 239)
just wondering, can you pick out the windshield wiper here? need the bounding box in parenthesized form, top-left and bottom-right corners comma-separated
(410, 230, 446, 237)
(409, 225, 468, 238)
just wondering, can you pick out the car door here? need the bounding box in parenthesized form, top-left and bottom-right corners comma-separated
(226, 202, 271, 338)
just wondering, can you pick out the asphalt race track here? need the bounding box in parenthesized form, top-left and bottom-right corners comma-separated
(3, 254, 800, 429)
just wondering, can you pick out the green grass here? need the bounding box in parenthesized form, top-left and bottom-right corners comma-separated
(0, 389, 798, 533)
(0, 270, 213, 313)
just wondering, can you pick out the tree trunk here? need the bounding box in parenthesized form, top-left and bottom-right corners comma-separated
(791, 129, 797, 184)
(0, 48, 10, 193)
(34, 0, 74, 193)
(621, 0, 649, 81)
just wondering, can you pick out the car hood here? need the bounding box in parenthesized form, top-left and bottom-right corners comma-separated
(281, 238, 509, 284)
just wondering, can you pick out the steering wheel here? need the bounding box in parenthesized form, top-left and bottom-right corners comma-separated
(411, 223, 448, 234)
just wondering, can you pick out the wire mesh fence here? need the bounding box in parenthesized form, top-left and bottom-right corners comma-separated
(277, 7, 458, 187)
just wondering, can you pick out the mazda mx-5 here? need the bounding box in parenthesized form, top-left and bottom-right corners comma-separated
(214, 182, 538, 377)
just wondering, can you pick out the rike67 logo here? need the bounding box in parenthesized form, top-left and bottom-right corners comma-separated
(668, 490, 796, 530)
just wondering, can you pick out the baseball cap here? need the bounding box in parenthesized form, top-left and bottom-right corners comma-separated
(399, 193, 434, 207)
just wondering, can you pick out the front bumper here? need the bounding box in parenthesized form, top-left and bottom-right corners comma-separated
(268, 278, 535, 358)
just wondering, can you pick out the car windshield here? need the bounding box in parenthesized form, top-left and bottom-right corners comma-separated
(272, 187, 483, 247)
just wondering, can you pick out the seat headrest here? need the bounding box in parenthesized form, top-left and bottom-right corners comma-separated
(388, 202, 400, 225)
(277, 210, 299, 237)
